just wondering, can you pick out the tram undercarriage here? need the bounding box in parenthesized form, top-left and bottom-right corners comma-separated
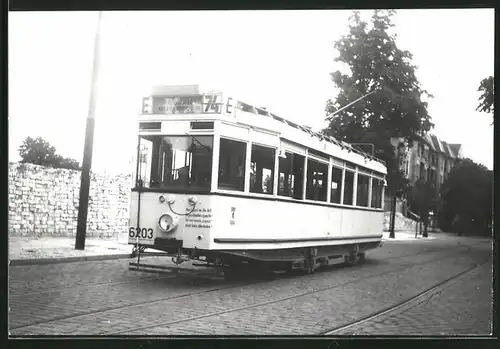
(129, 240, 382, 280)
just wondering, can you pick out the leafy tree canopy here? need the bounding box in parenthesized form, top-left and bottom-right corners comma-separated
(439, 158, 492, 235)
(323, 10, 434, 192)
(18, 136, 81, 171)
(476, 76, 494, 121)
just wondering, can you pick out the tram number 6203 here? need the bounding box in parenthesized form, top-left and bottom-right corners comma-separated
(129, 227, 154, 239)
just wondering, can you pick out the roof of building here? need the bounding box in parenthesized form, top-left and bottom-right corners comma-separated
(423, 134, 436, 151)
(418, 133, 462, 159)
(448, 143, 462, 158)
(430, 134, 444, 153)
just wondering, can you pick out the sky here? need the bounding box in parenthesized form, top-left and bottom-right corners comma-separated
(8, 9, 495, 174)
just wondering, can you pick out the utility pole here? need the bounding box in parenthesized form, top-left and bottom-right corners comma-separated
(75, 11, 103, 250)
(389, 143, 405, 239)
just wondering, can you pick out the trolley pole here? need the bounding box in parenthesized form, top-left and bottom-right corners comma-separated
(75, 12, 103, 250)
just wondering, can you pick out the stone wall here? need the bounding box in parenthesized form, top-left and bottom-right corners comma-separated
(8, 163, 133, 238)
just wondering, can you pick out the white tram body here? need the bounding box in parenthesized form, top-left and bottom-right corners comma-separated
(129, 85, 387, 272)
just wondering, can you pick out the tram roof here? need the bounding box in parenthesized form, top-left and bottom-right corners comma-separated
(144, 84, 387, 171)
(230, 101, 386, 169)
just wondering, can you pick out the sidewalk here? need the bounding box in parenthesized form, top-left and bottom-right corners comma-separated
(9, 231, 491, 266)
(382, 230, 436, 241)
(382, 230, 492, 243)
(9, 236, 133, 266)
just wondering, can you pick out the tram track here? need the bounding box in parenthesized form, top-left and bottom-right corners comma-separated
(103, 251, 489, 335)
(9, 256, 225, 297)
(10, 241, 488, 334)
(10, 263, 225, 298)
(8, 250, 435, 298)
(10, 239, 487, 298)
(319, 259, 490, 335)
(10, 245, 484, 334)
(10, 273, 179, 298)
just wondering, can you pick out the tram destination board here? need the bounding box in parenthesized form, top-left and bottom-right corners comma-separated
(143, 93, 222, 114)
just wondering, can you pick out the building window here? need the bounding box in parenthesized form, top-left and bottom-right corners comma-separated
(419, 162, 426, 180)
(137, 135, 213, 191)
(343, 170, 354, 205)
(330, 166, 343, 204)
(371, 178, 383, 209)
(250, 144, 275, 195)
(306, 159, 328, 202)
(218, 138, 246, 191)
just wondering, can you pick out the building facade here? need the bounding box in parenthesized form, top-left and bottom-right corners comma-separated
(390, 134, 463, 229)
(393, 134, 463, 192)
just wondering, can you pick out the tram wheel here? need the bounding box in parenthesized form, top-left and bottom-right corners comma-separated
(300, 258, 317, 275)
(344, 252, 360, 266)
(358, 252, 366, 263)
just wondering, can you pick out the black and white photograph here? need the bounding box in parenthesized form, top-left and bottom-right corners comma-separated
(8, 8, 494, 336)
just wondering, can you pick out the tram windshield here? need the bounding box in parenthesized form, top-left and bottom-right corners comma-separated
(137, 135, 213, 191)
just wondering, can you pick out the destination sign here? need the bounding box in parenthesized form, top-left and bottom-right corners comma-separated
(142, 93, 222, 114)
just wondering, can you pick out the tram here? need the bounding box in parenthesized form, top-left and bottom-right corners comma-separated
(129, 84, 387, 277)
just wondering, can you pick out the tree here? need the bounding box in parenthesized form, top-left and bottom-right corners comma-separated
(18, 137, 57, 166)
(52, 154, 82, 171)
(477, 76, 494, 123)
(408, 179, 438, 237)
(439, 159, 492, 236)
(18, 136, 81, 170)
(323, 10, 434, 195)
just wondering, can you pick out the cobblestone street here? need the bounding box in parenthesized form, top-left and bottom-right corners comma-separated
(8, 237, 493, 336)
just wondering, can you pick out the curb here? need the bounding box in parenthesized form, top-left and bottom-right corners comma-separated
(9, 253, 133, 266)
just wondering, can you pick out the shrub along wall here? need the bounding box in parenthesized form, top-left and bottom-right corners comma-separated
(8, 163, 132, 238)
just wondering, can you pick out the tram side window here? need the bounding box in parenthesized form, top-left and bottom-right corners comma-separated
(278, 151, 306, 198)
(218, 138, 247, 192)
(292, 154, 305, 200)
(330, 166, 343, 204)
(343, 170, 354, 205)
(250, 144, 275, 195)
(356, 174, 370, 207)
(278, 152, 294, 197)
(306, 159, 328, 202)
(371, 178, 383, 209)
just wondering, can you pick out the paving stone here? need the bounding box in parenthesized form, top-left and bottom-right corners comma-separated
(8, 238, 492, 336)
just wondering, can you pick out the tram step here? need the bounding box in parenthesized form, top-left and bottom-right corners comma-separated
(128, 262, 223, 277)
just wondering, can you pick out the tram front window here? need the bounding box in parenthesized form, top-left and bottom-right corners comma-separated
(137, 135, 213, 191)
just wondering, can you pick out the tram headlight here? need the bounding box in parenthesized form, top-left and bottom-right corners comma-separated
(158, 214, 178, 233)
